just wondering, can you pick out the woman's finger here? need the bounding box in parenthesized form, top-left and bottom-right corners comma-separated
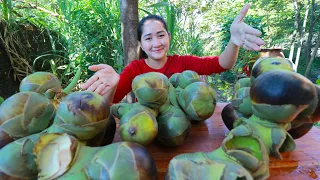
(245, 34, 265, 46)
(89, 64, 110, 72)
(243, 24, 262, 36)
(244, 40, 259, 51)
(87, 80, 102, 92)
(233, 4, 250, 23)
(81, 74, 99, 89)
(94, 83, 108, 95)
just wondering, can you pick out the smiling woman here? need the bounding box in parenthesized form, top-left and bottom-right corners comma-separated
(82, 4, 265, 105)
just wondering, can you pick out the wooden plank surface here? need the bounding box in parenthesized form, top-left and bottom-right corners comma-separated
(112, 103, 320, 180)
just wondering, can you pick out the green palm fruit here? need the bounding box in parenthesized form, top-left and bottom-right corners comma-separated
(0, 91, 115, 179)
(178, 82, 216, 121)
(0, 92, 55, 149)
(132, 72, 170, 109)
(157, 105, 191, 146)
(20, 72, 62, 99)
(111, 102, 134, 119)
(34, 133, 158, 180)
(169, 73, 181, 88)
(119, 104, 158, 145)
(166, 125, 270, 180)
(177, 70, 202, 89)
(231, 87, 252, 116)
(250, 70, 316, 123)
(234, 78, 251, 92)
(250, 57, 294, 82)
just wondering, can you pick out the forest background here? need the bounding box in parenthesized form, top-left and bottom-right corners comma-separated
(0, 0, 319, 102)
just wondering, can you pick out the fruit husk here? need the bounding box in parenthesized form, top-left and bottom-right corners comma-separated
(178, 82, 216, 121)
(34, 133, 158, 180)
(157, 105, 191, 146)
(132, 72, 170, 109)
(0, 92, 55, 149)
(20, 71, 62, 99)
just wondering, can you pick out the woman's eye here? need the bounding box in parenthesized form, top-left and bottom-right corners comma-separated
(159, 34, 165, 38)
(145, 37, 151, 41)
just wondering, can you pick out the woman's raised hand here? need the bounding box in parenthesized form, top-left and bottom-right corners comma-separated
(81, 64, 120, 97)
(230, 4, 265, 51)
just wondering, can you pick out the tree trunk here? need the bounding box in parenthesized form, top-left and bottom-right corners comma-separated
(120, 0, 139, 66)
(120, 0, 139, 103)
(305, 0, 315, 65)
(305, 33, 320, 78)
(289, 0, 300, 62)
(294, 2, 310, 71)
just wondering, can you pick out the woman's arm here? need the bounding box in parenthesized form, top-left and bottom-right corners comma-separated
(219, 4, 265, 70)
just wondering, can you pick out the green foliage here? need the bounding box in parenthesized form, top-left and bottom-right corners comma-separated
(207, 74, 234, 102)
(0, 96, 4, 105)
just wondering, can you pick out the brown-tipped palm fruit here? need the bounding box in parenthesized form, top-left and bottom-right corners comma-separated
(288, 85, 320, 139)
(221, 103, 246, 130)
(20, 71, 62, 99)
(111, 102, 134, 119)
(52, 91, 112, 140)
(119, 104, 158, 145)
(178, 82, 216, 121)
(132, 72, 170, 109)
(234, 77, 251, 92)
(0, 92, 55, 149)
(251, 57, 294, 82)
(157, 105, 191, 146)
(231, 87, 253, 116)
(311, 85, 320, 123)
(250, 70, 316, 123)
(34, 133, 158, 180)
(177, 70, 202, 89)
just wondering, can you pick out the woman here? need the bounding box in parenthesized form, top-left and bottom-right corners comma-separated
(81, 4, 264, 104)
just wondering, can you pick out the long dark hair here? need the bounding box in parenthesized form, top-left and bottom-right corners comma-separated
(137, 15, 169, 59)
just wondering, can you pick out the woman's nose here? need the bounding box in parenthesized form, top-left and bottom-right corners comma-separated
(152, 38, 161, 46)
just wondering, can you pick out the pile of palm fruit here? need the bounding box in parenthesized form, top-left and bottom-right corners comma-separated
(165, 57, 320, 180)
(0, 72, 157, 179)
(111, 70, 217, 146)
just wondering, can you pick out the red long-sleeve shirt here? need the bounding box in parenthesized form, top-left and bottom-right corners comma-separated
(113, 54, 226, 103)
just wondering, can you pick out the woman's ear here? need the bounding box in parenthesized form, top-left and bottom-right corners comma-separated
(138, 41, 143, 51)
(168, 32, 171, 41)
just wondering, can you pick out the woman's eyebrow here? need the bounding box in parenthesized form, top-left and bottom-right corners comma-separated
(143, 30, 165, 38)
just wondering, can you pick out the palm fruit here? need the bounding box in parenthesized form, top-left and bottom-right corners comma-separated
(52, 91, 113, 140)
(178, 82, 216, 121)
(132, 72, 170, 109)
(250, 70, 316, 123)
(119, 103, 158, 145)
(0, 91, 115, 179)
(111, 102, 134, 119)
(250, 57, 294, 82)
(20, 71, 62, 99)
(157, 105, 191, 146)
(231, 87, 252, 116)
(177, 70, 202, 89)
(234, 77, 251, 92)
(221, 103, 245, 130)
(169, 73, 181, 88)
(34, 133, 158, 180)
(166, 124, 269, 180)
(288, 84, 320, 139)
(0, 91, 55, 149)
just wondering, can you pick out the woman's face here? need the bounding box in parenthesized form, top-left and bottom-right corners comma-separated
(140, 20, 170, 62)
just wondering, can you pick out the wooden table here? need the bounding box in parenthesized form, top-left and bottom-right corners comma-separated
(113, 103, 320, 180)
